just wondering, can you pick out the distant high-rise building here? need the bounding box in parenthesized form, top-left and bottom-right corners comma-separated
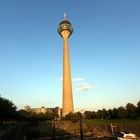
(58, 14, 74, 116)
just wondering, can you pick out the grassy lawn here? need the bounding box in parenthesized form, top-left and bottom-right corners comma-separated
(84, 119, 140, 126)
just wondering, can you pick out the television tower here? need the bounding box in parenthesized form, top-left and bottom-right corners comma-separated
(58, 14, 74, 116)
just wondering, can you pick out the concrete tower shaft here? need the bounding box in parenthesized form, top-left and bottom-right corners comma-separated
(61, 30, 74, 116)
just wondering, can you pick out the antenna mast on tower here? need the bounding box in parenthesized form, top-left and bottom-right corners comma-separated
(64, 12, 67, 21)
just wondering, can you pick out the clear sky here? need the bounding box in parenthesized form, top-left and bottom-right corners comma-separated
(0, 0, 140, 111)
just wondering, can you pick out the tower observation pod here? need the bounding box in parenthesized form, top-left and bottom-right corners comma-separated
(58, 14, 74, 116)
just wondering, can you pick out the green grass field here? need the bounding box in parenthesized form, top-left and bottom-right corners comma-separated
(84, 119, 140, 126)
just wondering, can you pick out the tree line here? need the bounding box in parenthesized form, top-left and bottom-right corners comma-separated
(84, 101, 140, 120)
(0, 95, 140, 123)
(0, 96, 58, 123)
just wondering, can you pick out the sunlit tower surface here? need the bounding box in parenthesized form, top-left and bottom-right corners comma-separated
(58, 14, 74, 116)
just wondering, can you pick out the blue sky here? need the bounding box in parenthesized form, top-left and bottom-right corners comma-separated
(0, 0, 140, 111)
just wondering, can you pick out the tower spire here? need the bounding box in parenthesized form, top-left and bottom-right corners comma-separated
(64, 12, 67, 21)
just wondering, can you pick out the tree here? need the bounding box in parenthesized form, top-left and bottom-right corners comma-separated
(101, 109, 108, 119)
(126, 103, 137, 119)
(64, 112, 82, 122)
(44, 112, 58, 120)
(96, 110, 102, 119)
(112, 108, 118, 119)
(137, 100, 140, 108)
(108, 109, 113, 119)
(0, 96, 17, 121)
(117, 106, 127, 119)
(136, 100, 140, 117)
(84, 111, 92, 119)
